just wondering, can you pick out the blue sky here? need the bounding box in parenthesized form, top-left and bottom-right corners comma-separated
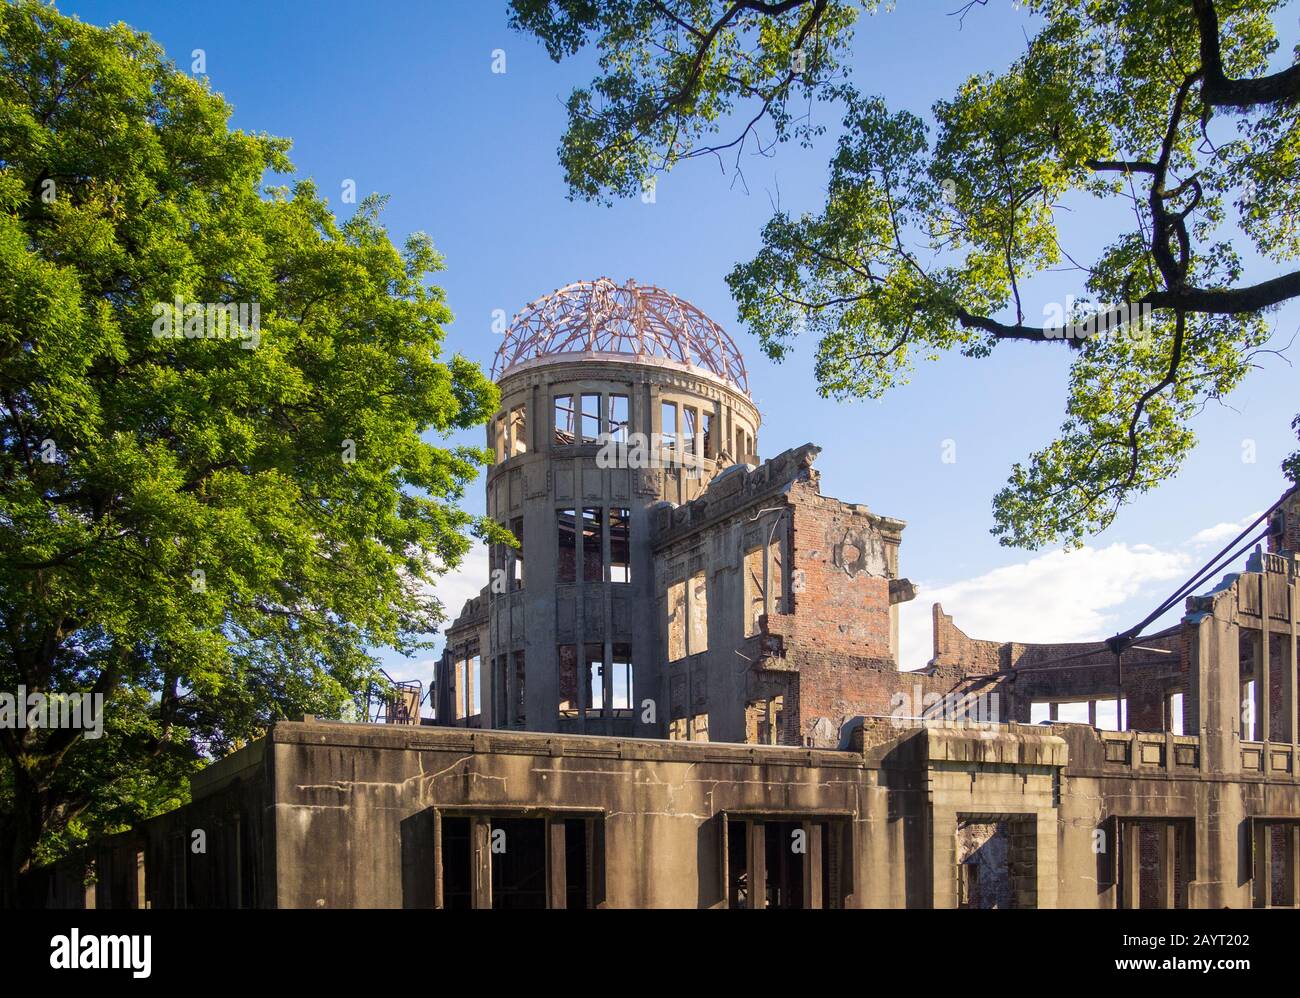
(62, 0, 1300, 679)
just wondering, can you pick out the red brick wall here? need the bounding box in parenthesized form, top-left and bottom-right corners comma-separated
(931, 604, 1003, 674)
(763, 483, 896, 661)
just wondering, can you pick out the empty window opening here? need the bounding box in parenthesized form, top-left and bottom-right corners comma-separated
(743, 546, 765, 637)
(1268, 824, 1297, 907)
(490, 818, 548, 910)
(725, 817, 848, 909)
(1095, 699, 1126, 731)
(610, 644, 633, 711)
(508, 404, 527, 456)
(493, 655, 509, 726)
(557, 508, 576, 584)
(1056, 701, 1089, 724)
(661, 401, 677, 451)
(763, 821, 804, 909)
(747, 695, 785, 745)
(703, 412, 714, 458)
(667, 580, 687, 662)
(1239, 629, 1262, 741)
(957, 815, 1037, 909)
(606, 394, 629, 443)
(1032, 698, 1127, 730)
(512, 651, 526, 727)
(508, 516, 523, 590)
(727, 821, 748, 907)
(689, 570, 708, 654)
(1242, 678, 1260, 741)
(770, 536, 785, 614)
(469, 655, 481, 716)
(582, 507, 603, 583)
(454, 658, 468, 720)
(1120, 819, 1190, 909)
(1269, 633, 1289, 740)
(609, 508, 630, 583)
(584, 643, 605, 715)
(563, 819, 590, 909)
(439, 814, 603, 910)
(441, 816, 472, 910)
(580, 393, 601, 444)
(554, 395, 575, 446)
(492, 416, 506, 463)
(683, 406, 698, 456)
(558, 644, 579, 718)
(1167, 692, 1185, 735)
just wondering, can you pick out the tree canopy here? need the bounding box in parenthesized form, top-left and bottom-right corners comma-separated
(0, 0, 498, 896)
(511, 0, 1300, 546)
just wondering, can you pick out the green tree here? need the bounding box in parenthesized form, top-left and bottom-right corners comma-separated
(512, 0, 1299, 546)
(0, 1, 499, 901)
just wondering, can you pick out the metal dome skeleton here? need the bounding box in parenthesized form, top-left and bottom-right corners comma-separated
(492, 278, 750, 394)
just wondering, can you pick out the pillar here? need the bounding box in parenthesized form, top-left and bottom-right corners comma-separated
(1122, 822, 1141, 909)
(547, 818, 567, 910)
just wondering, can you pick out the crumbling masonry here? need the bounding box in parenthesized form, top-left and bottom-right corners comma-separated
(50, 279, 1300, 908)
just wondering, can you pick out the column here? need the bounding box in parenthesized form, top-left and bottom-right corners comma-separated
(1259, 573, 1272, 742)
(1255, 820, 1272, 908)
(1290, 580, 1298, 755)
(471, 816, 492, 909)
(1122, 822, 1141, 909)
(748, 821, 767, 910)
(1159, 823, 1176, 909)
(1289, 825, 1300, 909)
(803, 821, 823, 910)
(547, 818, 567, 910)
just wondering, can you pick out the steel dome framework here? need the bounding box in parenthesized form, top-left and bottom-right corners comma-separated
(491, 278, 750, 393)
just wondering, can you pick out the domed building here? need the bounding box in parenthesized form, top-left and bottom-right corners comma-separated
(59, 282, 1300, 910)
(435, 278, 917, 745)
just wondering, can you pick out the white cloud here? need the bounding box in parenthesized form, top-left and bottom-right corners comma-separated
(428, 542, 490, 627)
(896, 542, 1192, 671)
(1186, 512, 1262, 549)
(374, 544, 490, 715)
(382, 656, 440, 687)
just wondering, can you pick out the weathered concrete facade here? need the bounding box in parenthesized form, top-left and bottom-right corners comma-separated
(46, 280, 1300, 909)
(435, 279, 920, 748)
(57, 653, 1300, 909)
(651, 442, 920, 746)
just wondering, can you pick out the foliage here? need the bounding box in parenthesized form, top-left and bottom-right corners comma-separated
(0, 0, 499, 889)
(514, 0, 1298, 546)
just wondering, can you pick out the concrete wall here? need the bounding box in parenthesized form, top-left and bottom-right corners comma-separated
(471, 355, 760, 739)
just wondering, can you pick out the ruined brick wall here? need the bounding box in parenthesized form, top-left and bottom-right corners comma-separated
(931, 605, 1183, 732)
(653, 443, 927, 747)
(1007, 649, 1175, 731)
(930, 604, 1004, 674)
(434, 588, 489, 726)
(763, 480, 901, 662)
(1267, 486, 1300, 555)
(778, 648, 966, 745)
(756, 474, 939, 746)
